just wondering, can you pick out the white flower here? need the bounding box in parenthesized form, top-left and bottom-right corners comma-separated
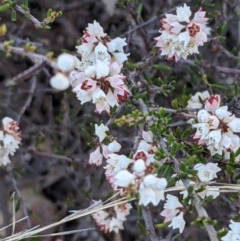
(101, 140, 122, 159)
(76, 43, 93, 57)
(168, 212, 186, 233)
(92, 201, 132, 233)
(186, 91, 210, 110)
(222, 220, 240, 241)
(160, 194, 185, 230)
(57, 53, 76, 72)
(139, 175, 167, 206)
(109, 218, 123, 232)
(132, 159, 146, 176)
(194, 163, 221, 182)
(163, 194, 183, 210)
(0, 117, 21, 166)
(89, 146, 103, 166)
(107, 140, 121, 153)
(95, 59, 110, 78)
(155, 4, 209, 61)
(107, 37, 128, 63)
(87, 20, 106, 38)
(197, 109, 210, 122)
(95, 42, 110, 61)
(228, 118, 240, 132)
(203, 129, 222, 149)
(114, 170, 136, 187)
(95, 123, 109, 142)
(106, 154, 133, 173)
(176, 4, 191, 22)
(142, 130, 153, 143)
(50, 73, 70, 91)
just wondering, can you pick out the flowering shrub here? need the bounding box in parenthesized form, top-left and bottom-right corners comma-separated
(1, 1, 240, 241)
(0, 117, 21, 165)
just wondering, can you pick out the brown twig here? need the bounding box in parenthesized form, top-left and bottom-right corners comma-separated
(18, 77, 37, 123)
(0, 43, 55, 67)
(142, 207, 163, 241)
(7, 61, 46, 86)
(15, 5, 51, 28)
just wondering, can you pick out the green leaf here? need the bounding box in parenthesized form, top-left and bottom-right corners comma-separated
(217, 229, 228, 238)
(185, 168, 198, 175)
(203, 195, 213, 204)
(81, 128, 92, 141)
(230, 151, 235, 163)
(0, 3, 11, 12)
(134, 92, 147, 99)
(171, 99, 178, 109)
(210, 83, 227, 90)
(163, 164, 172, 178)
(15, 198, 21, 212)
(47, 8, 52, 17)
(137, 204, 141, 218)
(187, 185, 194, 194)
(234, 82, 239, 97)
(167, 133, 174, 145)
(185, 155, 196, 165)
(137, 220, 147, 233)
(180, 162, 186, 172)
(226, 165, 234, 176)
(219, 23, 227, 35)
(152, 64, 170, 71)
(170, 142, 178, 156)
(137, 3, 142, 20)
(41, 25, 51, 29)
(181, 128, 191, 139)
(173, 233, 181, 240)
(126, 61, 138, 70)
(196, 185, 205, 193)
(235, 146, 240, 157)
(57, 11, 63, 17)
(155, 221, 171, 228)
(11, 10, 17, 21)
(22, 0, 28, 8)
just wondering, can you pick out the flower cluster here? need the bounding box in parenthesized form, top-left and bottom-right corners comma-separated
(92, 201, 132, 233)
(189, 93, 240, 157)
(194, 163, 221, 199)
(70, 21, 130, 113)
(160, 194, 185, 233)
(222, 220, 240, 241)
(89, 125, 168, 207)
(0, 117, 21, 165)
(155, 4, 209, 61)
(89, 123, 121, 166)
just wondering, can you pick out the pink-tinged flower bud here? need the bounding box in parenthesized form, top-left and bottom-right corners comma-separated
(204, 95, 221, 112)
